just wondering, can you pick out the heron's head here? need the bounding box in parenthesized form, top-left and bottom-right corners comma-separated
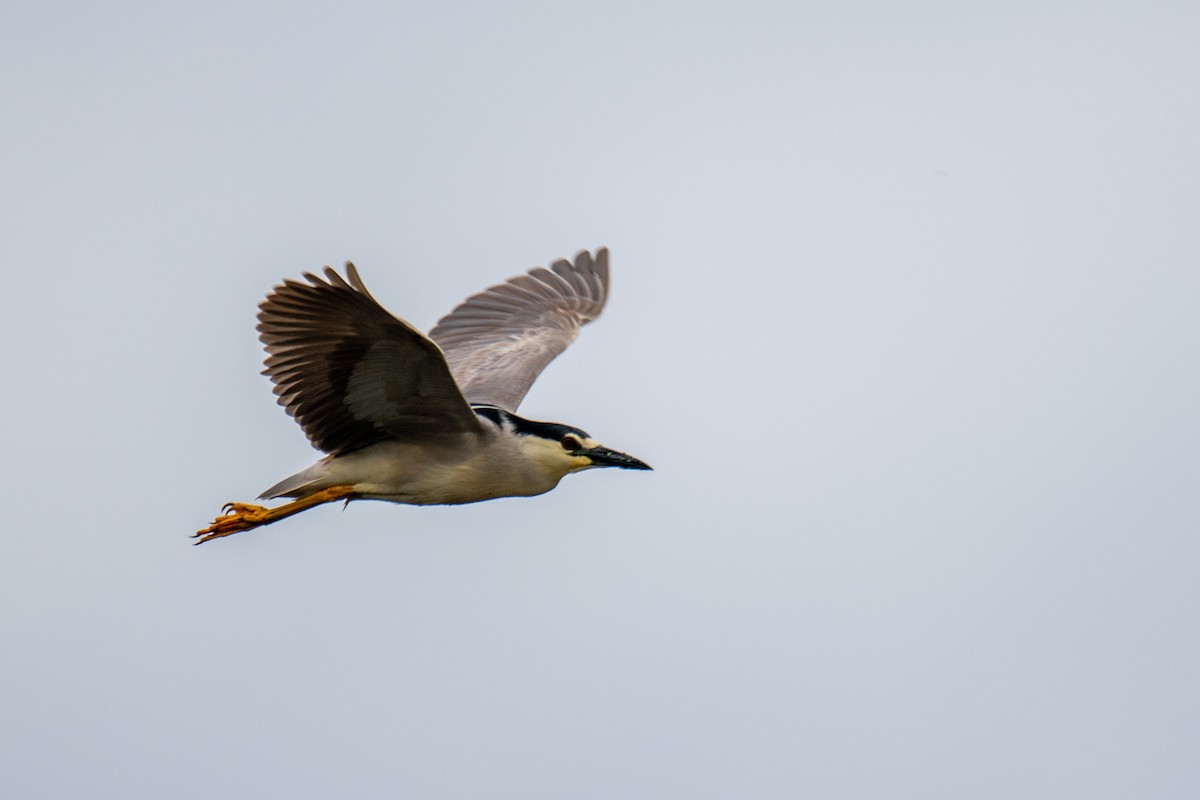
(525, 426, 653, 476)
(472, 407, 652, 482)
(476, 406, 651, 479)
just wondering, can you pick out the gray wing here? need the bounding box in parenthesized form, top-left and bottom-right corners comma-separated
(257, 263, 482, 455)
(428, 248, 610, 411)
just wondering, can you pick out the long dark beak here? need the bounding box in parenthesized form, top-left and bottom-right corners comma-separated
(583, 446, 653, 470)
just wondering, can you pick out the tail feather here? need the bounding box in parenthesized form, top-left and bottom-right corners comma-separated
(259, 466, 323, 500)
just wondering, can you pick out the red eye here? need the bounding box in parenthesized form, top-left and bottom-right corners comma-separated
(561, 436, 580, 451)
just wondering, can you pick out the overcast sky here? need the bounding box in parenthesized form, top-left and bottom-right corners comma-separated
(2, 2, 1198, 798)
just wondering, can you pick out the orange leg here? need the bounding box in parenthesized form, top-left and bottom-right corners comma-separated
(192, 485, 358, 545)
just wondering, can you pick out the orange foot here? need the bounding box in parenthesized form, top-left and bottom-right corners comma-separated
(192, 486, 358, 545)
(193, 502, 273, 544)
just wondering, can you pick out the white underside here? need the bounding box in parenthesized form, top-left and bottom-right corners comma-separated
(261, 427, 581, 505)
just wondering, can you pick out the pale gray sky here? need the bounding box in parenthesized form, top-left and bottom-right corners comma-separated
(2, 2, 1198, 798)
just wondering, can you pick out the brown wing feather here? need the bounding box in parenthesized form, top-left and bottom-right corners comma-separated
(428, 248, 610, 411)
(258, 264, 481, 454)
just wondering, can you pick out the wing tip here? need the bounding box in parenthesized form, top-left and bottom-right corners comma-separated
(589, 246, 609, 292)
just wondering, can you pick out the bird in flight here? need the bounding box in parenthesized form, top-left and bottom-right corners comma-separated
(194, 247, 650, 544)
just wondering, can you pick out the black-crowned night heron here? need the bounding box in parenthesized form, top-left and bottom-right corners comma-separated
(194, 247, 650, 544)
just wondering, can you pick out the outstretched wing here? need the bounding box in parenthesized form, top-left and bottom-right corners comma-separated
(428, 248, 610, 411)
(258, 264, 482, 455)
